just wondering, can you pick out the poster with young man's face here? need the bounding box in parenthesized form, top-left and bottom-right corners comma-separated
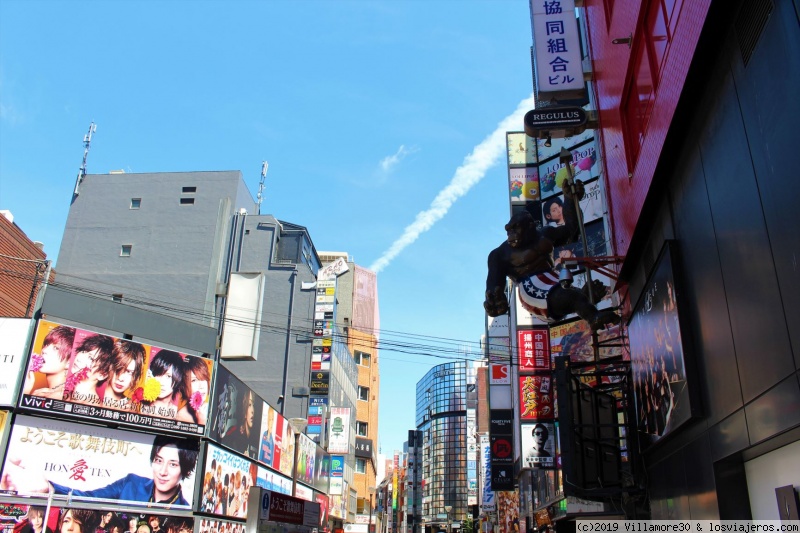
(520, 422, 555, 468)
(0, 415, 199, 510)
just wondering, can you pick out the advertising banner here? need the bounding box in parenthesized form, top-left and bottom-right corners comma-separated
(520, 422, 556, 468)
(630, 242, 694, 444)
(295, 433, 317, 488)
(198, 517, 245, 533)
(549, 318, 623, 363)
(20, 320, 212, 436)
(255, 464, 292, 495)
(517, 328, 551, 372)
(200, 443, 256, 518)
(506, 132, 538, 167)
(209, 365, 263, 460)
(327, 408, 350, 454)
(257, 402, 293, 477)
(313, 448, 330, 494)
(0, 318, 33, 407)
(329, 456, 344, 496)
(0, 503, 194, 533)
(258, 489, 320, 527)
(519, 375, 554, 420)
(0, 415, 199, 509)
(517, 328, 550, 373)
(509, 167, 540, 204)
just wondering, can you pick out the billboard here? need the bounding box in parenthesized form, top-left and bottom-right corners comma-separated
(208, 365, 263, 460)
(519, 375, 554, 420)
(256, 402, 293, 477)
(517, 328, 550, 373)
(506, 133, 538, 167)
(520, 422, 556, 468)
(0, 318, 33, 407)
(198, 517, 245, 533)
(327, 408, 350, 454)
(630, 242, 696, 444)
(329, 456, 344, 496)
(0, 415, 199, 510)
(20, 320, 212, 436)
(200, 443, 256, 518)
(549, 318, 623, 363)
(0, 504, 193, 533)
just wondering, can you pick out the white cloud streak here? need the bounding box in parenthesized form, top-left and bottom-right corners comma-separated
(380, 144, 417, 173)
(369, 94, 536, 273)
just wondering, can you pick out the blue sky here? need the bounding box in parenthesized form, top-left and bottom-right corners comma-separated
(0, 0, 534, 455)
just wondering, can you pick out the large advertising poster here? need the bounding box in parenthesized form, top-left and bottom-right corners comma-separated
(630, 242, 694, 444)
(0, 318, 33, 407)
(256, 403, 292, 477)
(520, 422, 556, 468)
(313, 448, 330, 495)
(0, 415, 199, 510)
(549, 318, 623, 363)
(19, 320, 212, 436)
(0, 503, 193, 533)
(209, 365, 263, 460)
(200, 443, 255, 518)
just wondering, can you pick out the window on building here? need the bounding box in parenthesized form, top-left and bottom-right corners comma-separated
(180, 198, 195, 205)
(622, 30, 655, 168)
(120, 245, 132, 257)
(354, 351, 371, 367)
(182, 186, 197, 193)
(130, 198, 141, 209)
(358, 386, 370, 401)
(355, 458, 367, 474)
(357, 421, 368, 436)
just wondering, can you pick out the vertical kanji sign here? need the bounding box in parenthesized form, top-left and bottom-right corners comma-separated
(531, 0, 584, 97)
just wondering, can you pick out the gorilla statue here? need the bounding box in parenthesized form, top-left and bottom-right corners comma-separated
(484, 179, 620, 331)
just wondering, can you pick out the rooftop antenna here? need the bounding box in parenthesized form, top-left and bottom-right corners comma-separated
(257, 160, 268, 215)
(73, 121, 97, 197)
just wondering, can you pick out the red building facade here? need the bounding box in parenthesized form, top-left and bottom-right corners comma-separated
(0, 212, 50, 317)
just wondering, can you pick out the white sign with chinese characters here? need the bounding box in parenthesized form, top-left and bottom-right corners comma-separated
(532, 0, 584, 96)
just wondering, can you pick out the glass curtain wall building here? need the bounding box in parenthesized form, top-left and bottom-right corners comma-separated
(415, 361, 469, 530)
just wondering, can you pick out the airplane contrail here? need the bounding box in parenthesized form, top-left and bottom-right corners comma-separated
(369, 94, 536, 273)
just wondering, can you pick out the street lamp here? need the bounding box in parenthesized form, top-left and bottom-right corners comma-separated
(368, 486, 376, 533)
(444, 505, 452, 533)
(289, 417, 307, 497)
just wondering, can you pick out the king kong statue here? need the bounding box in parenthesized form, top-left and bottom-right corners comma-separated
(484, 179, 620, 331)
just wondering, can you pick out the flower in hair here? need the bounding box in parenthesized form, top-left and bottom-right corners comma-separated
(143, 377, 161, 402)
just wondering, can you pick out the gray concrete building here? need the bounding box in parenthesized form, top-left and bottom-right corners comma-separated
(55, 170, 326, 420)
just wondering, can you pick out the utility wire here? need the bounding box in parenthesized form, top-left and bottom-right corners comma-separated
(2, 266, 622, 366)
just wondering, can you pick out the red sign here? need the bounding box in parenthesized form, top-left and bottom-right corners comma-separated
(308, 415, 323, 425)
(519, 375, 554, 420)
(491, 437, 513, 459)
(518, 328, 550, 372)
(490, 363, 510, 384)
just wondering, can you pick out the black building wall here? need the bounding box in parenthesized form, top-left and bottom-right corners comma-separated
(621, 0, 800, 519)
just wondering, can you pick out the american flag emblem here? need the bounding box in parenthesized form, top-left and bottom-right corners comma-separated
(517, 270, 558, 320)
